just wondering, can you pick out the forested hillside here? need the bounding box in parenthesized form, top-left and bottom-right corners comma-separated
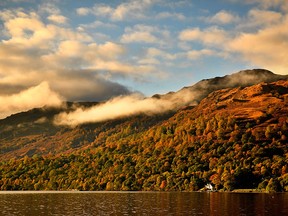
(0, 70, 288, 192)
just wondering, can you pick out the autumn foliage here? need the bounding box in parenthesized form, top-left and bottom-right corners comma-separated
(0, 80, 288, 192)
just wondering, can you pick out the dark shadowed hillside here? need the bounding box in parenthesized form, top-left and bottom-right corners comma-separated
(0, 69, 288, 192)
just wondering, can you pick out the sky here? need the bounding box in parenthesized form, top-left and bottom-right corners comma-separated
(0, 0, 288, 119)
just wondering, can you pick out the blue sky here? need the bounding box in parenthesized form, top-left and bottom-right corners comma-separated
(0, 0, 287, 118)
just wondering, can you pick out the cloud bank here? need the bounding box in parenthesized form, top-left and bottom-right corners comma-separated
(0, 9, 152, 103)
(54, 90, 199, 127)
(54, 94, 171, 126)
(179, 8, 288, 74)
(227, 15, 288, 74)
(76, 0, 154, 21)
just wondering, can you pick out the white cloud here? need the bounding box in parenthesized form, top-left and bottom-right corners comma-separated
(121, 24, 171, 45)
(0, 10, 158, 106)
(121, 31, 158, 43)
(2, 12, 91, 50)
(138, 58, 160, 65)
(76, 7, 90, 16)
(0, 82, 63, 119)
(79, 20, 117, 29)
(44, 40, 124, 62)
(38, 2, 61, 15)
(156, 12, 185, 20)
(248, 9, 282, 28)
(121, 25, 157, 43)
(41, 40, 153, 76)
(54, 86, 199, 126)
(92, 4, 115, 18)
(186, 49, 215, 60)
(76, 0, 154, 21)
(47, 14, 68, 24)
(235, 9, 283, 32)
(225, 0, 288, 11)
(161, 0, 193, 8)
(138, 47, 179, 66)
(207, 10, 239, 24)
(54, 94, 168, 126)
(247, 0, 288, 12)
(146, 47, 177, 60)
(178, 4, 287, 74)
(228, 15, 288, 74)
(179, 26, 229, 45)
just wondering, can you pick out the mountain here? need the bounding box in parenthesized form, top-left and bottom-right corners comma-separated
(0, 69, 288, 192)
(154, 69, 288, 105)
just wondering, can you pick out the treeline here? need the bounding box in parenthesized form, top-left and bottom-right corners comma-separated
(0, 111, 288, 192)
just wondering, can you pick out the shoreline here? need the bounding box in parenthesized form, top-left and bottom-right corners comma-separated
(0, 190, 284, 194)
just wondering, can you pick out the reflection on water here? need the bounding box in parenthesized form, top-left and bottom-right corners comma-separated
(0, 191, 287, 216)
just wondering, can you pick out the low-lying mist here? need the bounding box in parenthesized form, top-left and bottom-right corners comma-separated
(54, 91, 197, 127)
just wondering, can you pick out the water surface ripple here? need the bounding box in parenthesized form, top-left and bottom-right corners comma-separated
(0, 191, 287, 216)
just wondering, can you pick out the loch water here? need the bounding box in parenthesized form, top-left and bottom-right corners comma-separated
(0, 191, 287, 215)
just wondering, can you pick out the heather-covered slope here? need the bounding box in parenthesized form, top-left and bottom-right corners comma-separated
(0, 70, 288, 191)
